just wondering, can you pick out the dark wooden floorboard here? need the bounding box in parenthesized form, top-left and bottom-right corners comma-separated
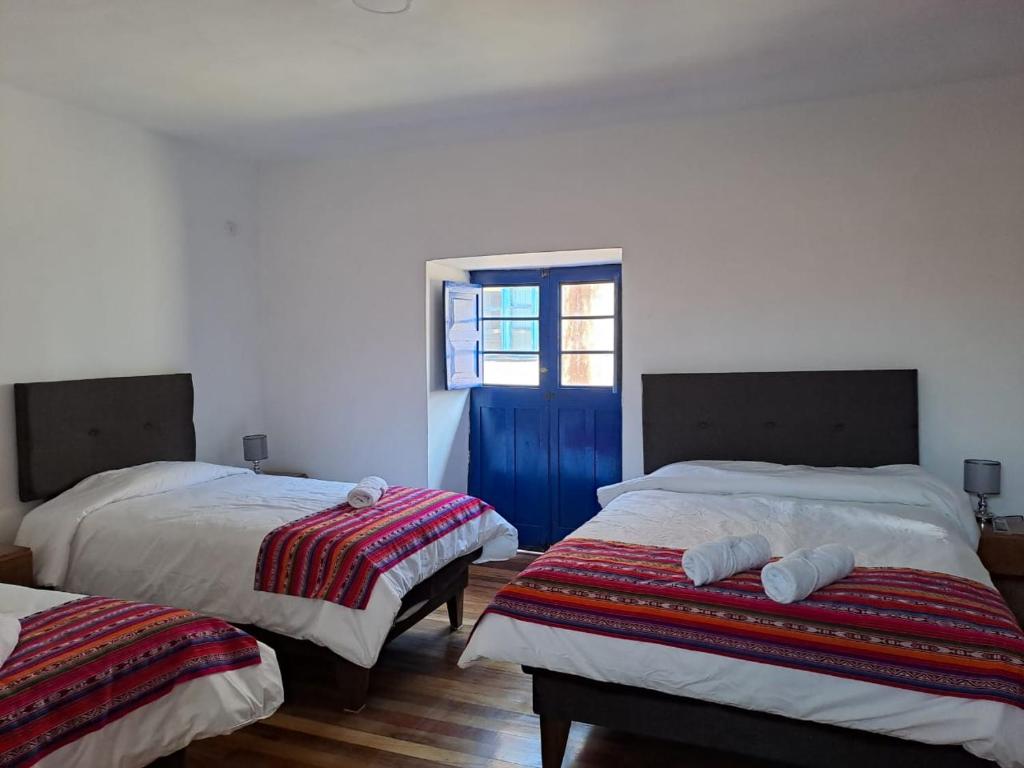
(189, 553, 771, 767)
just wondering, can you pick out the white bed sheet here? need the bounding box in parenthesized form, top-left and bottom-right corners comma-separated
(0, 584, 283, 768)
(17, 462, 519, 668)
(461, 462, 1024, 768)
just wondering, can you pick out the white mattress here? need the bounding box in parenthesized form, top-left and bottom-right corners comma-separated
(17, 462, 519, 668)
(0, 584, 283, 768)
(461, 461, 1024, 768)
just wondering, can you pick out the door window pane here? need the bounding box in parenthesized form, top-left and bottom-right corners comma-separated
(483, 286, 539, 318)
(561, 318, 614, 352)
(560, 282, 614, 317)
(483, 320, 539, 352)
(483, 354, 540, 386)
(560, 353, 614, 387)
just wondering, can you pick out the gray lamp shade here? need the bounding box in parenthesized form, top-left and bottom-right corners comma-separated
(964, 459, 1000, 495)
(243, 434, 269, 462)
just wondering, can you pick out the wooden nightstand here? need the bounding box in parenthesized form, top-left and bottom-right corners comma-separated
(262, 470, 309, 478)
(0, 544, 33, 587)
(979, 527, 1024, 623)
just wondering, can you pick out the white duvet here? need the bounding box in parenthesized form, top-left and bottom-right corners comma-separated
(0, 584, 282, 768)
(16, 462, 518, 668)
(461, 461, 1023, 767)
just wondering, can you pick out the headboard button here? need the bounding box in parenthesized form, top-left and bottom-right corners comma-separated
(143, 422, 154, 431)
(765, 421, 777, 429)
(87, 428, 100, 437)
(697, 421, 710, 430)
(834, 423, 846, 432)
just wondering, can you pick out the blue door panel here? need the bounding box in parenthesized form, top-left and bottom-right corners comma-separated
(555, 408, 596, 536)
(477, 406, 513, 523)
(468, 264, 622, 549)
(594, 408, 623, 490)
(513, 406, 549, 548)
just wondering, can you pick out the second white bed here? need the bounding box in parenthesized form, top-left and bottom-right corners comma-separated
(17, 462, 519, 668)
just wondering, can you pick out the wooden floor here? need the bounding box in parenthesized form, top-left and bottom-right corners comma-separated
(189, 554, 766, 768)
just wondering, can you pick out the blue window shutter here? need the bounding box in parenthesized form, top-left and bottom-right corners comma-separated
(444, 281, 483, 390)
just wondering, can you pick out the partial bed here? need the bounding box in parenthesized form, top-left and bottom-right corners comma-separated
(13, 374, 517, 709)
(460, 371, 1024, 768)
(0, 583, 282, 768)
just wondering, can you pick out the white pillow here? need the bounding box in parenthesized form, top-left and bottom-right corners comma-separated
(0, 614, 21, 668)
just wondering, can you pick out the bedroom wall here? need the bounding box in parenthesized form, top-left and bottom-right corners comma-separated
(255, 74, 1024, 514)
(0, 84, 264, 541)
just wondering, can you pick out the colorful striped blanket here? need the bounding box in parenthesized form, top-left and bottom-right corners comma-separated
(482, 538, 1024, 708)
(0, 596, 261, 768)
(254, 486, 492, 609)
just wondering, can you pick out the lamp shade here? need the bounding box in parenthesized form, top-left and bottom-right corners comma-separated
(964, 459, 1000, 495)
(243, 434, 268, 462)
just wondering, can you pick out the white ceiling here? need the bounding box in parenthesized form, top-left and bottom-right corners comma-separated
(2, 0, 1023, 156)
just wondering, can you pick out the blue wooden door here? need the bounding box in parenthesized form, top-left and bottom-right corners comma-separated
(468, 264, 622, 549)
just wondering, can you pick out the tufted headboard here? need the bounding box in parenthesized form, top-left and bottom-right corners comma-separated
(14, 373, 196, 501)
(641, 370, 918, 474)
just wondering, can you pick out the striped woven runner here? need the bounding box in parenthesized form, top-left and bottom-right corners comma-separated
(480, 538, 1024, 707)
(254, 486, 491, 609)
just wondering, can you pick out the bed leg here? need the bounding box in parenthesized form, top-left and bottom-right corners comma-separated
(332, 656, 371, 712)
(539, 715, 571, 768)
(446, 588, 465, 631)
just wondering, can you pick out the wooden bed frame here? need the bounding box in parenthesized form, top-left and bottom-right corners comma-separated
(240, 546, 481, 711)
(13, 372, 485, 712)
(523, 370, 989, 768)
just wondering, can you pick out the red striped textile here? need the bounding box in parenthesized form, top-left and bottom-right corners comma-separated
(0, 596, 261, 768)
(481, 538, 1024, 708)
(254, 486, 492, 609)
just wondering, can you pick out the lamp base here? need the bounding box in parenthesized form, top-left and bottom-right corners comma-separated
(251, 460, 263, 475)
(975, 493, 993, 530)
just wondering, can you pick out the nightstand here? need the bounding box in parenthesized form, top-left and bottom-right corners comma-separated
(262, 470, 309, 479)
(0, 544, 33, 587)
(979, 527, 1024, 623)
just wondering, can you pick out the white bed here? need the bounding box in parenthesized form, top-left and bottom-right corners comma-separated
(16, 461, 518, 668)
(0, 583, 283, 768)
(461, 461, 1024, 768)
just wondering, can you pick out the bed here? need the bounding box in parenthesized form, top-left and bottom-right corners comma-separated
(0, 583, 282, 768)
(13, 373, 518, 710)
(461, 370, 1024, 768)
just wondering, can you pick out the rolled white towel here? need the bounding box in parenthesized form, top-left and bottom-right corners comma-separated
(346, 476, 389, 509)
(0, 614, 21, 668)
(682, 534, 772, 586)
(762, 543, 856, 604)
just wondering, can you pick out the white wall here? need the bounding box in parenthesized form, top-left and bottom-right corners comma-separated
(256, 74, 1024, 512)
(0, 84, 264, 540)
(425, 261, 471, 492)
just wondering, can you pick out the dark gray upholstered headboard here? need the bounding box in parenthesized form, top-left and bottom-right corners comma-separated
(15, 373, 196, 501)
(641, 370, 918, 474)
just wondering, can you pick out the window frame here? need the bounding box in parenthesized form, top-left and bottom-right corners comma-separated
(557, 279, 618, 389)
(480, 283, 541, 388)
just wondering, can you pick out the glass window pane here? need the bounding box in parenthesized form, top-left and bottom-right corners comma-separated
(561, 318, 614, 352)
(561, 353, 614, 387)
(483, 354, 540, 386)
(483, 286, 539, 318)
(561, 282, 614, 317)
(483, 320, 539, 352)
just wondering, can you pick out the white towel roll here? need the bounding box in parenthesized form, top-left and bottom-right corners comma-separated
(0, 614, 21, 668)
(346, 476, 389, 509)
(762, 543, 856, 604)
(682, 534, 772, 586)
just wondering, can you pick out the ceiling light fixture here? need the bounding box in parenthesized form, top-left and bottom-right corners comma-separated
(352, 0, 413, 13)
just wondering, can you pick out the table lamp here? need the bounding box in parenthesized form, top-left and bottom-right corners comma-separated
(243, 434, 269, 474)
(964, 459, 1000, 528)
